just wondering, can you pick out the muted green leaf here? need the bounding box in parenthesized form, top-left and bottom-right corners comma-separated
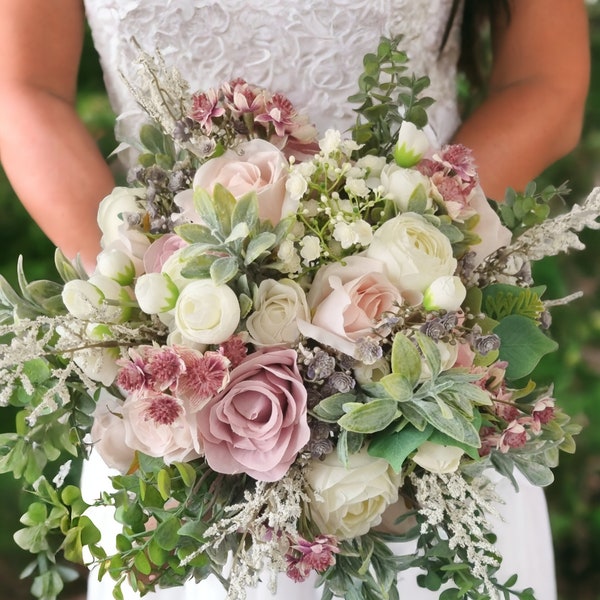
(390, 333, 421, 386)
(210, 256, 238, 286)
(338, 399, 398, 434)
(244, 232, 277, 265)
(368, 424, 433, 472)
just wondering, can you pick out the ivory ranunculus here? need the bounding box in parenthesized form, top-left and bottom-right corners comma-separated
(423, 275, 467, 312)
(95, 248, 137, 285)
(174, 279, 240, 345)
(366, 212, 457, 294)
(379, 163, 433, 212)
(62, 275, 130, 323)
(246, 279, 309, 346)
(412, 441, 465, 474)
(197, 348, 310, 482)
(72, 324, 120, 386)
(190, 139, 289, 224)
(135, 273, 179, 315)
(298, 256, 403, 357)
(305, 448, 403, 540)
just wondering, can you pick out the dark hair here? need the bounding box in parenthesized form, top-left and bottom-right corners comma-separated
(443, 0, 511, 88)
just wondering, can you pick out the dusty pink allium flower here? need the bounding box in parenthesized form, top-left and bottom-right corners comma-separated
(191, 88, 225, 132)
(499, 420, 527, 453)
(145, 346, 187, 391)
(143, 391, 184, 426)
(255, 92, 298, 137)
(175, 348, 230, 411)
(223, 79, 265, 116)
(218, 335, 248, 368)
(285, 535, 339, 582)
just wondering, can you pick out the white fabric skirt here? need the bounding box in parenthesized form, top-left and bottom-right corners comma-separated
(82, 451, 556, 600)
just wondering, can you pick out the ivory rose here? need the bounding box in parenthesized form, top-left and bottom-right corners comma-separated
(298, 256, 403, 357)
(305, 448, 403, 540)
(185, 138, 289, 224)
(196, 348, 310, 482)
(246, 279, 310, 346)
(412, 441, 465, 474)
(366, 212, 457, 294)
(90, 394, 135, 473)
(174, 279, 240, 345)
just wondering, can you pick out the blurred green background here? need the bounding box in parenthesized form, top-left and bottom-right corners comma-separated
(1, 9, 600, 600)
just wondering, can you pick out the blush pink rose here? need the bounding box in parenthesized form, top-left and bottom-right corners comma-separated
(143, 234, 188, 274)
(197, 347, 310, 482)
(298, 256, 404, 357)
(190, 138, 289, 225)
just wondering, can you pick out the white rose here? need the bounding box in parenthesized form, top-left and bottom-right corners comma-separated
(366, 212, 457, 294)
(412, 441, 465, 474)
(305, 448, 403, 540)
(246, 279, 309, 346)
(380, 163, 433, 212)
(91, 394, 135, 473)
(174, 279, 240, 344)
(95, 248, 137, 285)
(135, 273, 179, 314)
(393, 120, 431, 167)
(423, 275, 467, 312)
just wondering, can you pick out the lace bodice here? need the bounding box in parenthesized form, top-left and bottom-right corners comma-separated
(84, 0, 463, 158)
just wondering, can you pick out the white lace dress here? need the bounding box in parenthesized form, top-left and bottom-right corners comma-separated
(81, 1, 557, 598)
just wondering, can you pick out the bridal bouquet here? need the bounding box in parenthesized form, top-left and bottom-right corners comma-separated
(1, 37, 598, 600)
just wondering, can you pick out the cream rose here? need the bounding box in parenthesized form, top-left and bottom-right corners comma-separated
(412, 441, 465, 474)
(246, 279, 309, 346)
(366, 212, 457, 294)
(305, 448, 403, 540)
(298, 256, 403, 357)
(174, 279, 240, 344)
(190, 138, 289, 224)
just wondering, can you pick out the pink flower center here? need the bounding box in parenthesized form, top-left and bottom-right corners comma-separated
(145, 395, 182, 425)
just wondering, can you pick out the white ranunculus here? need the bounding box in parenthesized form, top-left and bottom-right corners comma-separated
(91, 394, 135, 473)
(62, 279, 105, 320)
(354, 357, 391, 386)
(366, 212, 457, 294)
(97, 187, 148, 259)
(379, 163, 433, 212)
(393, 120, 431, 167)
(412, 441, 465, 474)
(95, 248, 137, 285)
(174, 279, 240, 344)
(72, 324, 120, 386)
(305, 448, 403, 540)
(88, 274, 132, 323)
(160, 247, 192, 291)
(246, 279, 309, 346)
(135, 273, 179, 314)
(423, 275, 467, 312)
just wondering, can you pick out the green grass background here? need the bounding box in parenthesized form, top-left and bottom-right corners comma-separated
(2, 11, 600, 600)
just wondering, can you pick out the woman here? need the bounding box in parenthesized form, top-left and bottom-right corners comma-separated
(0, 1, 590, 598)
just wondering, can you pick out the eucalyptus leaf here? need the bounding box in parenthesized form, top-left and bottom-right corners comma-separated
(210, 256, 239, 286)
(212, 183, 237, 237)
(512, 455, 554, 487)
(368, 424, 433, 472)
(380, 374, 414, 402)
(244, 232, 277, 265)
(193, 188, 220, 233)
(175, 224, 221, 245)
(139, 124, 167, 154)
(231, 192, 259, 233)
(312, 393, 358, 423)
(493, 315, 558, 381)
(414, 331, 441, 380)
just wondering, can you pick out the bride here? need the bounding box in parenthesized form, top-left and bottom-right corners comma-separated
(0, 1, 590, 598)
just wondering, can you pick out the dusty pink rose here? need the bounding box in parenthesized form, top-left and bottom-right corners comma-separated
(197, 347, 310, 481)
(298, 256, 404, 357)
(191, 138, 289, 225)
(143, 234, 188, 274)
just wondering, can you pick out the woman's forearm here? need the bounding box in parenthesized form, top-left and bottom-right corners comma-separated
(0, 84, 115, 270)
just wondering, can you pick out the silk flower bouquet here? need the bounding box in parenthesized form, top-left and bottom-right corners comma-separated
(0, 37, 598, 600)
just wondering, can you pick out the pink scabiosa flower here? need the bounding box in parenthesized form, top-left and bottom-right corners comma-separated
(285, 535, 339, 582)
(117, 350, 148, 392)
(436, 143, 478, 184)
(190, 88, 225, 132)
(144, 346, 187, 391)
(223, 79, 265, 117)
(175, 348, 230, 411)
(218, 334, 248, 368)
(255, 92, 298, 137)
(499, 420, 528, 453)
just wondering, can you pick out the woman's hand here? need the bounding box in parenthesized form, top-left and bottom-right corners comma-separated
(453, 0, 590, 201)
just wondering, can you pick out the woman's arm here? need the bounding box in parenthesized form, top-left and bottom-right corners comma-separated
(452, 0, 590, 200)
(0, 0, 115, 271)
